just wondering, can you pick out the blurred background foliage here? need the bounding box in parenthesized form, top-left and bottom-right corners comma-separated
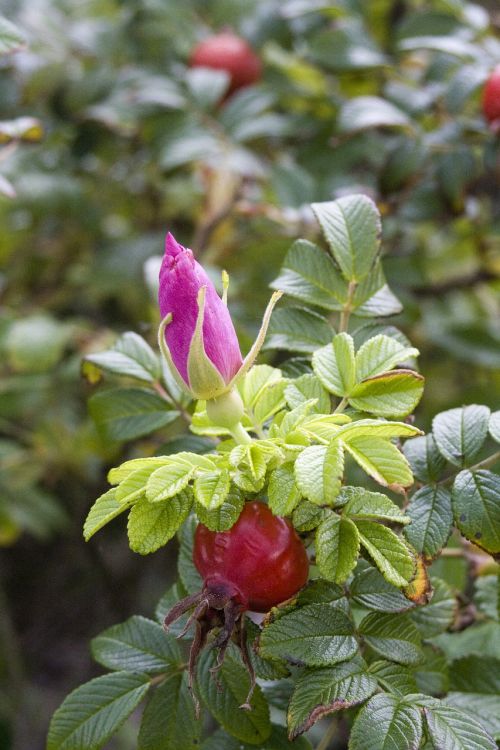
(0, 0, 499, 747)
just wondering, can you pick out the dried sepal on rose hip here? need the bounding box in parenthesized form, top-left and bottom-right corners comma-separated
(164, 501, 309, 710)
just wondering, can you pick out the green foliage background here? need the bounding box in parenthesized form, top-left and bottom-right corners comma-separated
(0, 0, 499, 748)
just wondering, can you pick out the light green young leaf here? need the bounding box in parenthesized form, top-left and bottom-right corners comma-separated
(109, 457, 171, 486)
(270, 239, 347, 311)
(116, 464, 166, 504)
(359, 612, 423, 665)
(404, 486, 453, 558)
(312, 333, 356, 397)
(287, 659, 377, 739)
(355, 334, 419, 381)
(294, 441, 344, 506)
(311, 195, 381, 281)
(349, 370, 424, 418)
(268, 464, 302, 516)
(342, 486, 409, 524)
(91, 615, 182, 674)
(285, 374, 331, 414)
(128, 489, 193, 554)
(194, 469, 230, 510)
(315, 513, 359, 583)
(241, 364, 285, 424)
(334, 419, 422, 442)
(47, 672, 150, 750)
(259, 603, 357, 667)
(293, 501, 329, 532)
(349, 693, 422, 750)
(452, 470, 500, 555)
(146, 454, 214, 502)
(355, 520, 415, 587)
(433, 405, 491, 467)
(195, 486, 244, 531)
(83, 489, 128, 541)
(343, 436, 413, 491)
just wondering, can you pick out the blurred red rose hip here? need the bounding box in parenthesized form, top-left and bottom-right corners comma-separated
(189, 32, 262, 94)
(482, 66, 500, 129)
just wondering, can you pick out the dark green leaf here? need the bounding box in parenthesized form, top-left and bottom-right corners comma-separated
(89, 388, 179, 441)
(403, 434, 447, 483)
(452, 470, 500, 555)
(91, 616, 181, 674)
(433, 406, 491, 468)
(350, 561, 415, 613)
(359, 612, 423, 665)
(410, 577, 456, 638)
(47, 672, 150, 750)
(138, 672, 199, 750)
(368, 661, 418, 696)
(404, 486, 453, 559)
(349, 693, 422, 750)
(264, 306, 334, 354)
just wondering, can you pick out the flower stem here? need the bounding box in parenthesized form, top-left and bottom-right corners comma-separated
(230, 422, 252, 445)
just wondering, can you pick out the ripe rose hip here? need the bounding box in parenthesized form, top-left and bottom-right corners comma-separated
(482, 66, 500, 130)
(189, 32, 262, 95)
(164, 501, 309, 708)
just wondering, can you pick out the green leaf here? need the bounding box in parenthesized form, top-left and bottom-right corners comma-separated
(349, 370, 424, 418)
(404, 486, 453, 558)
(413, 646, 449, 697)
(423, 702, 497, 750)
(359, 612, 423, 665)
(338, 97, 411, 134)
(447, 656, 500, 741)
(343, 486, 409, 524)
(195, 487, 244, 531)
(242, 365, 286, 425)
(294, 441, 344, 506)
(285, 374, 331, 414)
(85, 332, 160, 384)
(89, 388, 179, 441)
(410, 577, 456, 638)
(108, 457, 171, 485)
(287, 659, 377, 739)
(335, 419, 422, 442)
(177, 516, 203, 593)
(116, 464, 169, 504)
(47, 672, 150, 750)
(368, 661, 418, 696)
(316, 513, 359, 583)
(138, 672, 200, 750)
(91, 615, 181, 674)
(268, 464, 302, 516)
(355, 334, 419, 381)
(311, 195, 381, 282)
(489, 411, 500, 443)
(350, 561, 415, 613)
(202, 725, 312, 750)
(349, 694, 422, 750)
(194, 469, 230, 511)
(197, 647, 271, 745)
(403, 434, 447, 484)
(355, 520, 415, 587)
(343, 436, 413, 491)
(259, 603, 357, 667)
(127, 489, 193, 554)
(452, 470, 500, 554)
(264, 306, 334, 354)
(147, 454, 213, 502)
(83, 489, 128, 541)
(473, 575, 499, 621)
(270, 239, 347, 311)
(292, 501, 328, 532)
(312, 333, 356, 397)
(0, 15, 26, 55)
(433, 405, 491, 468)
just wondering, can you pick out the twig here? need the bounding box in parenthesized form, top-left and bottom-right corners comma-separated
(338, 281, 357, 333)
(438, 450, 500, 485)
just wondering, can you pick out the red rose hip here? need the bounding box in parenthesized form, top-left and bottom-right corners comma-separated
(189, 32, 262, 94)
(483, 66, 500, 129)
(164, 501, 308, 709)
(194, 501, 309, 612)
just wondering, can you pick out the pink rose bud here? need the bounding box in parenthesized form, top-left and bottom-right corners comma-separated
(158, 233, 243, 400)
